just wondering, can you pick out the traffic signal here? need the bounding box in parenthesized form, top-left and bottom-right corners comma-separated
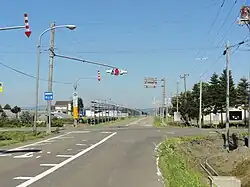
(97, 70, 101, 81)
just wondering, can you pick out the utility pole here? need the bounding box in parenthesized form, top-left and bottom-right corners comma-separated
(162, 78, 166, 119)
(180, 74, 189, 94)
(225, 41, 230, 151)
(177, 80, 179, 112)
(47, 22, 55, 134)
(199, 75, 202, 128)
(248, 68, 250, 148)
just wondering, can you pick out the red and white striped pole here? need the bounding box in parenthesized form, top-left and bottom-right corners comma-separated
(97, 70, 101, 81)
(24, 13, 31, 38)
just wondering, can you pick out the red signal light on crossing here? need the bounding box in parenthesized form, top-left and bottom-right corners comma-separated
(97, 70, 101, 81)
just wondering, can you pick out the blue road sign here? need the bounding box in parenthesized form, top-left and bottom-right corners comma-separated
(44, 92, 53, 101)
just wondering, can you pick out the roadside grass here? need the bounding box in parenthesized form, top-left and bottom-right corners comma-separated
(0, 131, 47, 146)
(158, 136, 209, 187)
(88, 116, 140, 128)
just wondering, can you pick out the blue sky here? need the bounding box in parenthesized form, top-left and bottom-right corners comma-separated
(0, 0, 249, 109)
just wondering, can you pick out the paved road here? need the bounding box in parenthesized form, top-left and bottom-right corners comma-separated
(0, 117, 220, 187)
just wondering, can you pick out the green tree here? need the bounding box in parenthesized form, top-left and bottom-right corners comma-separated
(178, 91, 194, 125)
(20, 111, 33, 124)
(3, 104, 11, 110)
(11, 106, 21, 119)
(236, 77, 249, 125)
(207, 73, 221, 114)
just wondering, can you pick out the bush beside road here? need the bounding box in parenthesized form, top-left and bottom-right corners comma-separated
(158, 136, 209, 187)
(0, 131, 47, 146)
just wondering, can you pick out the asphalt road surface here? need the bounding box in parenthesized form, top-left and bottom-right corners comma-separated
(0, 117, 218, 187)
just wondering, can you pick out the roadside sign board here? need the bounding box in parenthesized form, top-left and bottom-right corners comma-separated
(144, 77, 157, 88)
(44, 92, 53, 101)
(0, 82, 3, 92)
(73, 92, 78, 119)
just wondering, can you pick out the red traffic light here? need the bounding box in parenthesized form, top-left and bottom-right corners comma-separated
(97, 70, 101, 81)
(114, 68, 119, 75)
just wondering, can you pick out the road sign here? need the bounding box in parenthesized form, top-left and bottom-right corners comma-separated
(44, 92, 53, 101)
(0, 82, 3, 92)
(73, 92, 78, 119)
(144, 77, 157, 88)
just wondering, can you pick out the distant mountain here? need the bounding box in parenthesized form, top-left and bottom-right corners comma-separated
(140, 108, 154, 114)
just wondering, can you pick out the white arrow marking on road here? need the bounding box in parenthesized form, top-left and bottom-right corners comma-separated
(14, 153, 33, 158)
(14, 177, 33, 180)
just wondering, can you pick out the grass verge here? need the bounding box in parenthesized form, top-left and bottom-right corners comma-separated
(158, 137, 209, 187)
(0, 131, 47, 146)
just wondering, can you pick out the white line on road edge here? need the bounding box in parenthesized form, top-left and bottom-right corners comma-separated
(16, 132, 117, 187)
(14, 177, 33, 180)
(9, 132, 71, 151)
(56, 155, 73, 158)
(0, 154, 11, 157)
(40, 164, 57, 167)
(154, 142, 165, 187)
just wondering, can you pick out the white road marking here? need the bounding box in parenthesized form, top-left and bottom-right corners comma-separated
(16, 132, 117, 187)
(0, 154, 12, 157)
(40, 164, 57, 167)
(76, 144, 86, 146)
(36, 156, 41, 159)
(14, 177, 33, 180)
(57, 136, 74, 139)
(9, 132, 71, 151)
(56, 155, 73, 158)
(14, 153, 33, 159)
(100, 132, 112, 134)
(70, 131, 90, 134)
(47, 152, 51, 154)
(82, 140, 87, 142)
(66, 149, 72, 151)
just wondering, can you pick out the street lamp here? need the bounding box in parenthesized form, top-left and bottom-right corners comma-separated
(33, 24, 76, 133)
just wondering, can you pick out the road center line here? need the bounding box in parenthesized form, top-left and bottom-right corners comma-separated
(16, 132, 117, 187)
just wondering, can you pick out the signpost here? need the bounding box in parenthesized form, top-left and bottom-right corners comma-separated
(44, 92, 53, 101)
(0, 82, 3, 93)
(73, 92, 78, 126)
(144, 77, 157, 88)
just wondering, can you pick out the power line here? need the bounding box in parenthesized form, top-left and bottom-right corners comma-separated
(0, 61, 73, 85)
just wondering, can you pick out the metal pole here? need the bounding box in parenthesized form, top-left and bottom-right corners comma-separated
(47, 22, 56, 134)
(199, 76, 202, 128)
(225, 41, 230, 151)
(73, 85, 78, 127)
(177, 81, 179, 112)
(248, 68, 250, 148)
(162, 78, 166, 119)
(0, 26, 25, 31)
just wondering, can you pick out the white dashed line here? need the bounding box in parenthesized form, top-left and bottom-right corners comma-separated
(100, 132, 112, 134)
(66, 149, 72, 151)
(36, 156, 41, 159)
(82, 140, 87, 142)
(40, 164, 57, 167)
(47, 152, 51, 154)
(56, 155, 73, 158)
(0, 154, 11, 157)
(76, 144, 86, 146)
(14, 177, 33, 180)
(16, 132, 117, 187)
(70, 131, 90, 134)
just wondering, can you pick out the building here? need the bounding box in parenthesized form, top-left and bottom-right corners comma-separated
(54, 101, 71, 114)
